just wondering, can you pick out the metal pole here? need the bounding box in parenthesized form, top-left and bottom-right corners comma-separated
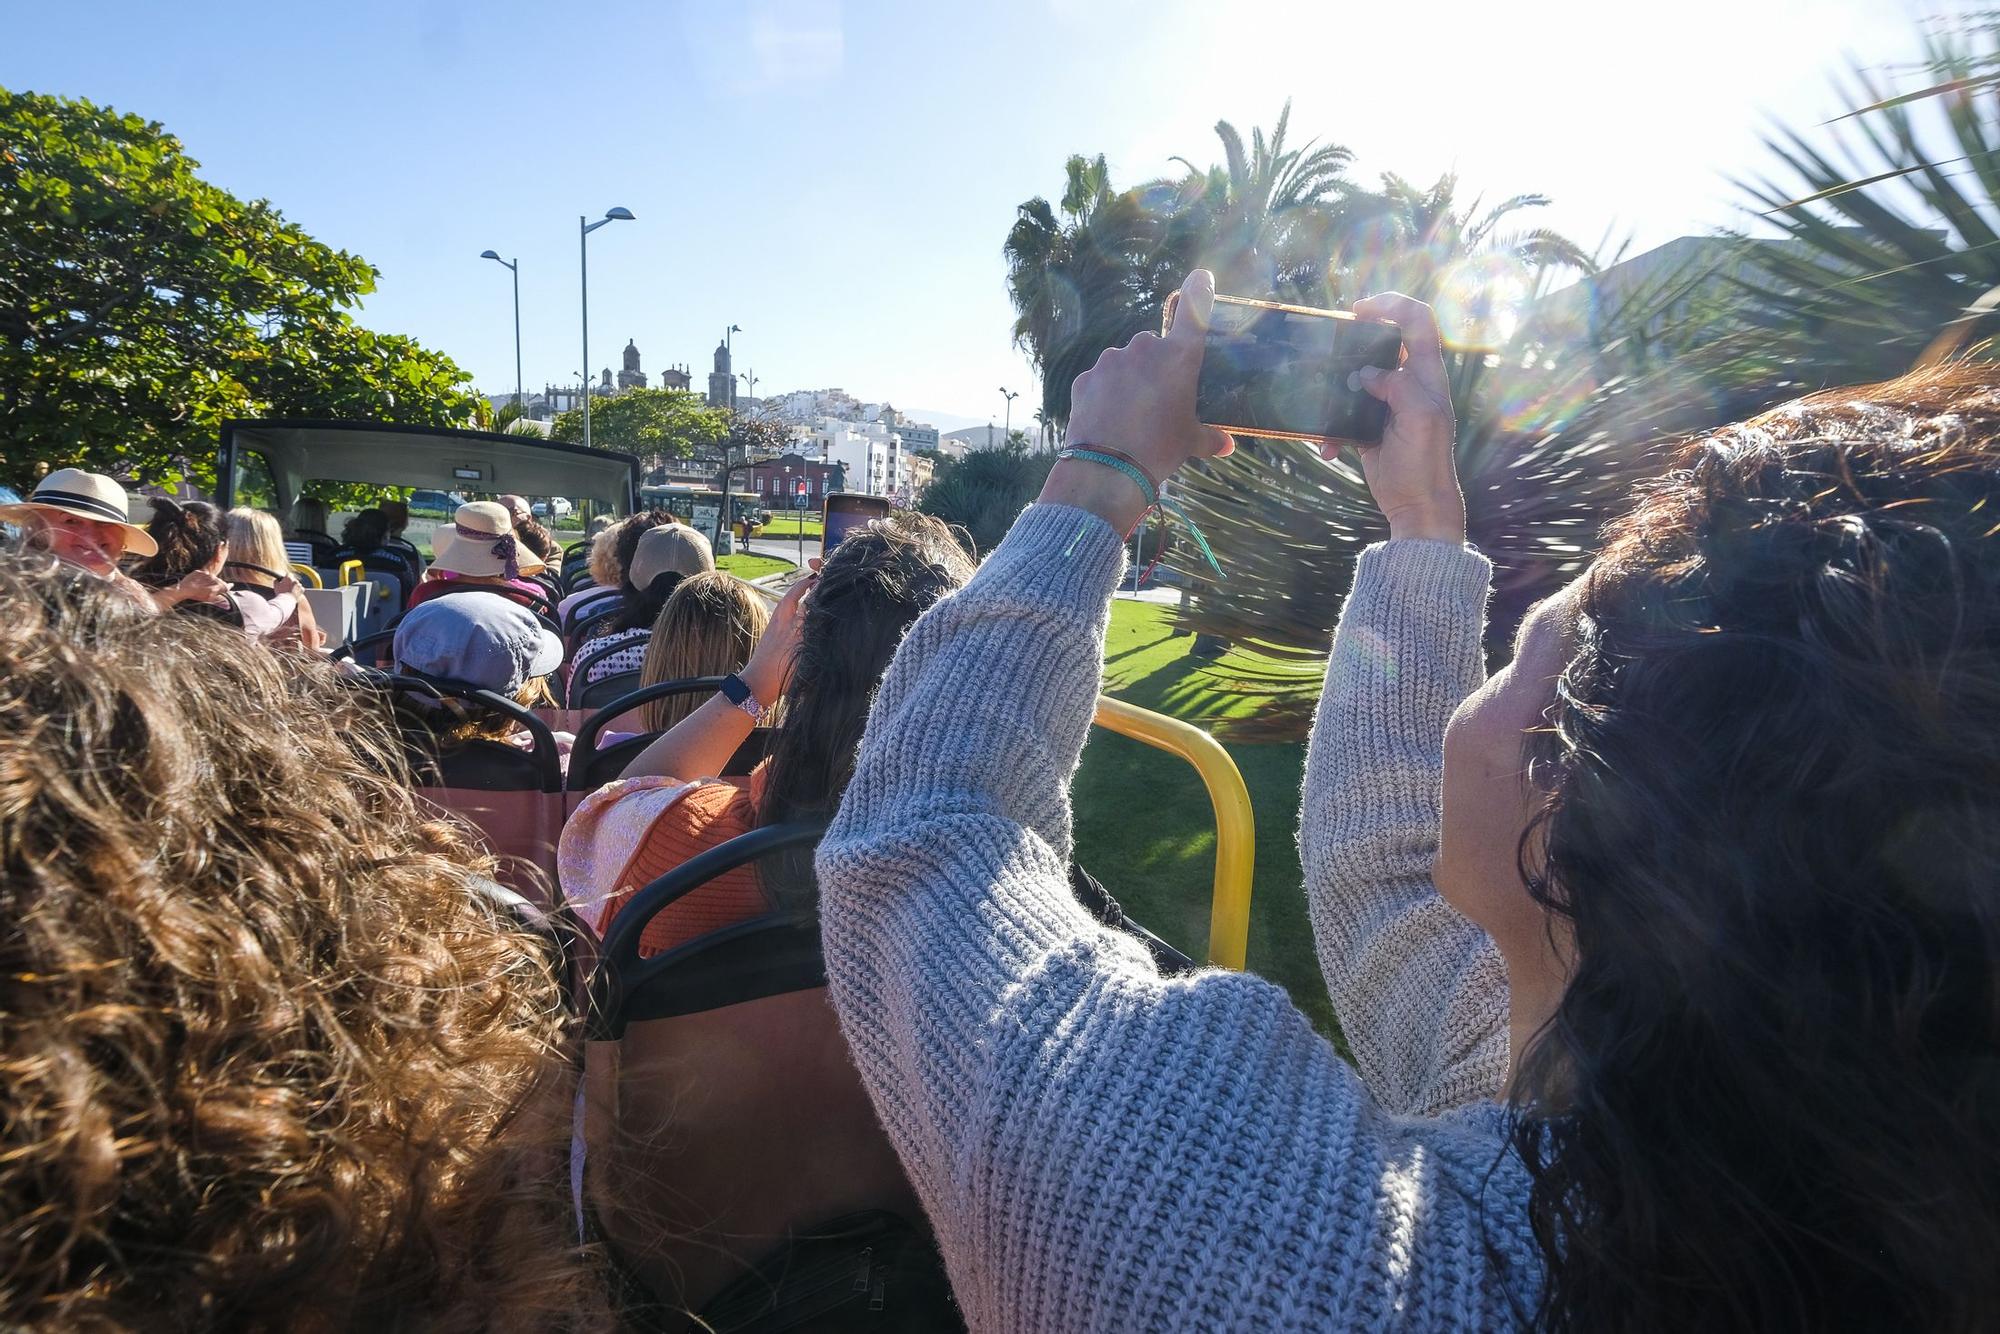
(579, 216, 592, 450)
(510, 260, 522, 413)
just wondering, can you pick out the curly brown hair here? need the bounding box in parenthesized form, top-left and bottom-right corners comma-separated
(1514, 363, 2000, 1332)
(0, 551, 601, 1329)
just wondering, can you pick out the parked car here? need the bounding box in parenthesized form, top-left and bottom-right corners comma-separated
(408, 489, 466, 516)
(533, 497, 574, 519)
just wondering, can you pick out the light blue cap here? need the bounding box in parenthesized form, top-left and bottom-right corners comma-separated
(392, 592, 562, 695)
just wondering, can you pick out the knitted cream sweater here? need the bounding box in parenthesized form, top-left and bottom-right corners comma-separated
(818, 504, 1539, 1331)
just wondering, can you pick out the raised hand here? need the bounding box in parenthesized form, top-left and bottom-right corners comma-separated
(1339, 293, 1465, 545)
(1047, 270, 1235, 530)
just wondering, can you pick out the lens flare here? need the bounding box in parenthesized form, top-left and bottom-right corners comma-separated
(1433, 253, 1534, 353)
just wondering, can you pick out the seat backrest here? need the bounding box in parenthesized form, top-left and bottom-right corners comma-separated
(566, 604, 624, 653)
(559, 586, 617, 637)
(567, 634, 645, 706)
(581, 820, 931, 1314)
(415, 576, 558, 626)
(382, 672, 564, 794)
(566, 677, 774, 791)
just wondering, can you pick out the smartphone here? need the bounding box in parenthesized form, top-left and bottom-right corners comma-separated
(1163, 292, 1403, 446)
(823, 492, 891, 556)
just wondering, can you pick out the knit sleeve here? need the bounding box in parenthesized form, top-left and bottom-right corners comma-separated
(817, 507, 1532, 1330)
(1299, 540, 1512, 1116)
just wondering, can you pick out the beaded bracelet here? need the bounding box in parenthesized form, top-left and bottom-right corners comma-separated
(1056, 446, 1224, 580)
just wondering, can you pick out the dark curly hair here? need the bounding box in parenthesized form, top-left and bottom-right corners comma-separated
(1511, 363, 2000, 1332)
(129, 496, 225, 587)
(0, 550, 602, 1328)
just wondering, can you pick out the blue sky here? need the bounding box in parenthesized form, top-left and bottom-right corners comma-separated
(7, 0, 1930, 431)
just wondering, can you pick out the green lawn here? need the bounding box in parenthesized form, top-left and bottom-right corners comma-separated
(718, 553, 793, 580)
(1077, 599, 1339, 1039)
(758, 514, 823, 538)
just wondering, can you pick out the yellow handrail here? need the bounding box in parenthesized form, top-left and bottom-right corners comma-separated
(1091, 695, 1255, 970)
(337, 559, 365, 587)
(289, 563, 323, 588)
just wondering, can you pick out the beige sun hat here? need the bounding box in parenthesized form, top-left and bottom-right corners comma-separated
(428, 501, 549, 578)
(627, 523, 714, 591)
(0, 468, 158, 557)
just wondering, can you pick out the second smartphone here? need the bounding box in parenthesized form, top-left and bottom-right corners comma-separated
(823, 492, 891, 556)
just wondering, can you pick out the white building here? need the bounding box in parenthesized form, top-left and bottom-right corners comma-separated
(812, 417, 912, 501)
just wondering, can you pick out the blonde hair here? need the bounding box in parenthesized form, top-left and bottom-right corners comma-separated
(638, 572, 769, 731)
(0, 550, 600, 1328)
(222, 507, 291, 584)
(588, 515, 637, 589)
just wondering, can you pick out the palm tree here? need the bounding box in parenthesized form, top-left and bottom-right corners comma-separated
(1004, 155, 1170, 430)
(1005, 107, 1360, 431)
(1717, 18, 2000, 389)
(1160, 101, 1357, 298)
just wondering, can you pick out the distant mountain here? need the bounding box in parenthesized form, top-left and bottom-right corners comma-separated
(903, 407, 995, 435)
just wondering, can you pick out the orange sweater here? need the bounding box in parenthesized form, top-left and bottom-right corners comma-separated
(562, 768, 769, 958)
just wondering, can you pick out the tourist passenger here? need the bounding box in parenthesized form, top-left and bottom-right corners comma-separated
(333, 506, 418, 604)
(222, 506, 326, 649)
(499, 493, 560, 563)
(288, 495, 339, 567)
(555, 510, 657, 628)
(393, 592, 569, 763)
(128, 497, 237, 617)
(558, 513, 970, 1316)
(562, 511, 969, 949)
(406, 501, 549, 611)
(379, 497, 428, 576)
(0, 468, 162, 607)
(572, 523, 714, 687)
(810, 269, 2000, 1330)
(636, 571, 770, 731)
(0, 551, 596, 1327)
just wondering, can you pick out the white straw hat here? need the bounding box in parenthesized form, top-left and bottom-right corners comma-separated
(428, 501, 548, 578)
(0, 469, 157, 557)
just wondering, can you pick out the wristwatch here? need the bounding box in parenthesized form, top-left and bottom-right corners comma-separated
(718, 672, 767, 724)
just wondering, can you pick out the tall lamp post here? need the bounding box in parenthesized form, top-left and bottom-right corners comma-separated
(578, 206, 636, 450)
(999, 386, 1019, 447)
(478, 251, 522, 415)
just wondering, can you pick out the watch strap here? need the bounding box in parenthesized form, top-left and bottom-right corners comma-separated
(719, 672, 766, 724)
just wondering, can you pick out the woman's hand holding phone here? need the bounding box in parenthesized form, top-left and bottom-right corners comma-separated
(741, 571, 813, 706)
(1044, 269, 1235, 530)
(1342, 293, 1466, 545)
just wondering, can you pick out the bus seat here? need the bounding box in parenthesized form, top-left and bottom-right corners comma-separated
(580, 821, 959, 1328)
(564, 678, 770, 801)
(373, 670, 567, 896)
(560, 586, 618, 638)
(566, 634, 644, 708)
(566, 605, 623, 656)
(411, 576, 559, 626)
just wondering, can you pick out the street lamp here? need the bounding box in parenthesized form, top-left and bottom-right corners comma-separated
(479, 251, 522, 416)
(578, 206, 636, 451)
(999, 387, 1019, 447)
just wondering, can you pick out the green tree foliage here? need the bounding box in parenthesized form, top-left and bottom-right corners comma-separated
(915, 445, 1054, 557)
(0, 88, 475, 489)
(548, 387, 727, 459)
(723, 411, 798, 459)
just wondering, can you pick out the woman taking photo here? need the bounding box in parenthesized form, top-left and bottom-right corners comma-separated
(812, 270, 2000, 1330)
